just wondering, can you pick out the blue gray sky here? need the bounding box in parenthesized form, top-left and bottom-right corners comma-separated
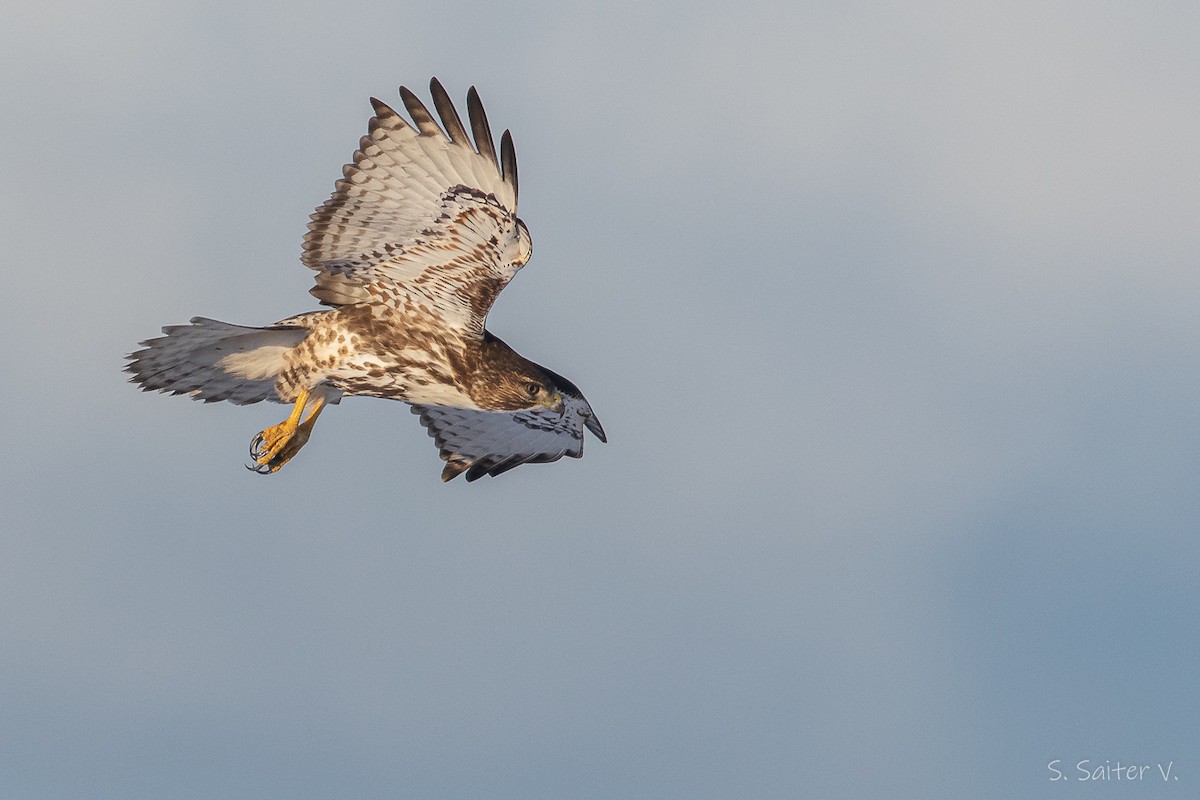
(2, 1, 1198, 798)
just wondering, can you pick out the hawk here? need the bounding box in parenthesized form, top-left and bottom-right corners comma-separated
(126, 79, 606, 481)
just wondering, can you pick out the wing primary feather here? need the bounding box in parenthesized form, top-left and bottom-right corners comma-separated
(500, 129, 518, 203)
(441, 460, 469, 482)
(466, 86, 498, 167)
(465, 460, 496, 482)
(398, 85, 445, 138)
(486, 454, 532, 478)
(368, 98, 407, 131)
(429, 78, 469, 144)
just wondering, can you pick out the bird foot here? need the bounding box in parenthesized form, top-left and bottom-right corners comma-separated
(248, 418, 312, 474)
(247, 389, 325, 474)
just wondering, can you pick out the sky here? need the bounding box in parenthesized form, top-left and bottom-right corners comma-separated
(2, 1, 1198, 797)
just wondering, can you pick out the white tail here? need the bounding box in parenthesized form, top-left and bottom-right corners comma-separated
(126, 317, 310, 405)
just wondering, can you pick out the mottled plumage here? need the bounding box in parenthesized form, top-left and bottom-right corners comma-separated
(126, 79, 605, 480)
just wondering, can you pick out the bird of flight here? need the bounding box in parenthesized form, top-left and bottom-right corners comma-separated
(126, 79, 605, 481)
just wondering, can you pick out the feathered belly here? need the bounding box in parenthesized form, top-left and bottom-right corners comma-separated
(315, 340, 478, 407)
(275, 306, 480, 408)
(329, 360, 477, 407)
(314, 347, 468, 407)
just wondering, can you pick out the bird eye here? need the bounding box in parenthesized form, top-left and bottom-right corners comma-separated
(525, 382, 541, 398)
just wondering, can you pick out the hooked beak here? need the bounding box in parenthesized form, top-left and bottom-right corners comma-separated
(585, 412, 607, 443)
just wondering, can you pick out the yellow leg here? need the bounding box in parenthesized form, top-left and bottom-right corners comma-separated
(248, 389, 327, 474)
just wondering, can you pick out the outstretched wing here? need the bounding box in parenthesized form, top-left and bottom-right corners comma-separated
(302, 78, 529, 336)
(412, 397, 607, 482)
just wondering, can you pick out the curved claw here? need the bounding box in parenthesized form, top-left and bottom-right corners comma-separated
(244, 389, 325, 475)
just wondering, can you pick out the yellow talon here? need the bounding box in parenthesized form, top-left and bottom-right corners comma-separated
(248, 389, 327, 473)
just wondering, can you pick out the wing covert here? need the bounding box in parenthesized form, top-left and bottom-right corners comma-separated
(412, 395, 604, 482)
(302, 79, 530, 335)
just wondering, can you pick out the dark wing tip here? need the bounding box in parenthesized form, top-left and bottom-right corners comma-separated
(485, 456, 527, 478)
(500, 129, 518, 202)
(368, 97, 405, 135)
(441, 460, 468, 482)
(466, 85, 498, 167)
(428, 77, 470, 144)
(368, 96, 399, 120)
(398, 84, 443, 137)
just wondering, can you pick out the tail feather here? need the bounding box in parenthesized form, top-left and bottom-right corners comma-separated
(126, 317, 310, 405)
